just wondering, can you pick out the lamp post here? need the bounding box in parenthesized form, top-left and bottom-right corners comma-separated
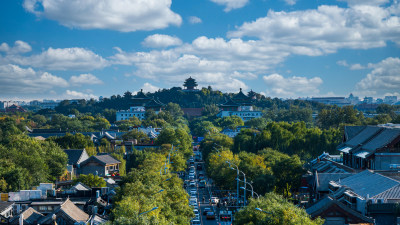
(226, 161, 240, 206)
(227, 161, 246, 206)
(240, 186, 259, 199)
(139, 207, 159, 216)
(255, 207, 271, 214)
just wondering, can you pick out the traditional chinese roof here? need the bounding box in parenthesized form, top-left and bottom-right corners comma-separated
(38, 199, 89, 224)
(232, 88, 249, 100)
(64, 149, 88, 165)
(331, 170, 400, 199)
(220, 98, 240, 107)
(306, 196, 374, 223)
(81, 154, 120, 166)
(145, 97, 164, 109)
(183, 76, 198, 89)
(338, 125, 400, 158)
(0, 201, 14, 213)
(134, 89, 151, 99)
(10, 207, 44, 225)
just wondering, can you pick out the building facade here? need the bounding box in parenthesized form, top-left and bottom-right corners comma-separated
(217, 88, 262, 122)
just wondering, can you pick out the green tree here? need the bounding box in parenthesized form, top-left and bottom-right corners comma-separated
(47, 133, 94, 149)
(73, 174, 106, 187)
(234, 193, 324, 225)
(202, 104, 220, 117)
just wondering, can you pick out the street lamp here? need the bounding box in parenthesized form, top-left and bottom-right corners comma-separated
(255, 207, 271, 214)
(152, 189, 164, 195)
(240, 186, 259, 199)
(139, 207, 159, 216)
(227, 161, 247, 206)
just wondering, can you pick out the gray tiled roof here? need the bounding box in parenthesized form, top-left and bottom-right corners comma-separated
(316, 173, 353, 192)
(362, 128, 400, 151)
(345, 126, 382, 147)
(344, 126, 366, 141)
(336, 170, 400, 199)
(0, 201, 13, 213)
(306, 196, 374, 223)
(10, 207, 44, 225)
(64, 149, 86, 165)
(372, 184, 400, 200)
(95, 154, 120, 165)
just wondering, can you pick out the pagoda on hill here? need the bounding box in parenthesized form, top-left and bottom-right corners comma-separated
(131, 89, 152, 106)
(232, 88, 252, 106)
(183, 77, 199, 91)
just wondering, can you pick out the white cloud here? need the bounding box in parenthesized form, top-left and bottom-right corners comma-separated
(337, 60, 366, 70)
(355, 57, 400, 97)
(284, 0, 297, 6)
(349, 63, 366, 70)
(210, 0, 249, 12)
(0, 41, 32, 54)
(339, 0, 390, 7)
(1, 47, 108, 71)
(0, 64, 68, 95)
(263, 73, 323, 97)
(110, 36, 290, 92)
(23, 0, 182, 32)
(337, 60, 349, 67)
(141, 82, 160, 93)
(228, 3, 400, 54)
(142, 34, 182, 48)
(70, 73, 103, 86)
(189, 16, 202, 24)
(64, 90, 97, 99)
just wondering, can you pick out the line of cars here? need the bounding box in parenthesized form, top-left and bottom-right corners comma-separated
(187, 155, 201, 225)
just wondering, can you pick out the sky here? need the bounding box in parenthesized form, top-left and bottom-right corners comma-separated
(0, 0, 399, 101)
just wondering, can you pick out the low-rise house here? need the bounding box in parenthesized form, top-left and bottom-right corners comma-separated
(9, 207, 44, 225)
(307, 196, 374, 225)
(338, 125, 400, 170)
(0, 201, 14, 223)
(64, 149, 89, 178)
(79, 154, 121, 177)
(38, 199, 90, 225)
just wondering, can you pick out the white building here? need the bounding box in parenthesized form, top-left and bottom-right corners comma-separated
(116, 106, 146, 121)
(217, 105, 262, 122)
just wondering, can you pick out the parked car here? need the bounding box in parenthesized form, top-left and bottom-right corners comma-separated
(191, 219, 201, 225)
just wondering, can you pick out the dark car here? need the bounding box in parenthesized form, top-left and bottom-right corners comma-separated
(206, 211, 216, 220)
(203, 207, 212, 215)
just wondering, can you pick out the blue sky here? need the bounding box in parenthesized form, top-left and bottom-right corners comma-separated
(0, 0, 399, 101)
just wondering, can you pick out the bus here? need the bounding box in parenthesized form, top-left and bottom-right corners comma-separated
(218, 211, 232, 225)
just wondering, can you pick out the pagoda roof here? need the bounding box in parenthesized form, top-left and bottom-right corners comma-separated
(233, 88, 249, 100)
(145, 97, 165, 108)
(248, 89, 256, 97)
(183, 76, 198, 87)
(220, 98, 240, 107)
(133, 89, 151, 99)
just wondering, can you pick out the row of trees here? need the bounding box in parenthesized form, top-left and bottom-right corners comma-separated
(0, 117, 68, 192)
(110, 146, 193, 224)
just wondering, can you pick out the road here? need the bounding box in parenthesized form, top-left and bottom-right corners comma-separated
(185, 150, 233, 225)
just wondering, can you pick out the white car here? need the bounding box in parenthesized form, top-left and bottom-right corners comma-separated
(193, 209, 200, 217)
(191, 219, 201, 225)
(211, 197, 219, 204)
(189, 175, 195, 180)
(189, 181, 196, 187)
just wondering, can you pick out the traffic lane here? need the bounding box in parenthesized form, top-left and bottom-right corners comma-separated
(198, 187, 218, 225)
